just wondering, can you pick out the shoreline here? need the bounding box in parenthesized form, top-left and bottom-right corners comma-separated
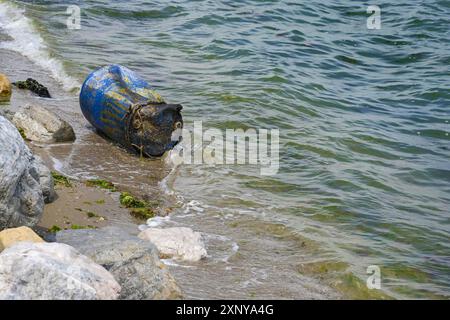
(1, 45, 392, 300)
(0, 47, 371, 300)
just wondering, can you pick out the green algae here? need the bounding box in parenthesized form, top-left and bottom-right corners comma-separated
(70, 224, 97, 230)
(120, 192, 155, 220)
(85, 179, 116, 191)
(332, 272, 392, 300)
(17, 127, 27, 140)
(48, 225, 61, 233)
(129, 207, 155, 220)
(50, 223, 99, 231)
(86, 211, 98, 218)
(382, 265, 430, 283)
(51, 171, 72, 188)
(120, 192, 146, 208)
(297, 260, 392, 300)
(297, 260, 349, 276)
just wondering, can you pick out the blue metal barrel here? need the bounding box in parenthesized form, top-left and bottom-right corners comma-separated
(79, 65, 183, 157)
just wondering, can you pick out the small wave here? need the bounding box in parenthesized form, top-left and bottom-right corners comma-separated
(145, 215, 171, 228)
(86, 5, 185, 20)
(0, 2, 80, 91)
(161, 258, 197, 268)
(183, 200, 205, 214)
(202, 233, 240, 263)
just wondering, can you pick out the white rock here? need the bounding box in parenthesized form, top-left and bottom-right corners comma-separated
(0, 115, 45, 229)
(12, 105, 75, 143)
(0, 242, 121, 300)
(138, 227, 207, 262)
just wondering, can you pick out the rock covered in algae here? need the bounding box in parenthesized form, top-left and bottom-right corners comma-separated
(13, 78, 51, 98)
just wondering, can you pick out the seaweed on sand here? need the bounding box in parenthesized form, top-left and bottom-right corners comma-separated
(85, 179, 116, 191)
(120, 192, 155, 220)
(51, 171, 72, 188)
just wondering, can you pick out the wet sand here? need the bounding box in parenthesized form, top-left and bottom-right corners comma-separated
(37, 181, 140, 238)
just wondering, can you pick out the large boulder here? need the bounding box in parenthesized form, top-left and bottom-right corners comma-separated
(12, 105, 75, 143)
(0, 115, 46, 230)
(0, 226, 44, 252)
(0, 73, 11, 101)
(0, 242, 121, 300)
(56, 227, 182, 300)
(138, 227, 207, 262)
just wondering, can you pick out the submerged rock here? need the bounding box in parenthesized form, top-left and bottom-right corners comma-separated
(0, 73, 12, 101)
(138, 227, 207, 262)
(12, 105, 76, 143)
(0, 226, 44, 252)
(0, 115, 45, 230)
(12, 78, 51, 98)
(57, 227, 182, 299)
(0, 242, 121, 300)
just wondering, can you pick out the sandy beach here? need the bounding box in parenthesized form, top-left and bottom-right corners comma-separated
(36, 180, 136, 238)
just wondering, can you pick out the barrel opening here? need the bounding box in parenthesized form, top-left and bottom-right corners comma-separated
(126, 103, 183, 157)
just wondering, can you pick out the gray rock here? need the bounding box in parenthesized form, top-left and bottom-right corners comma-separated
(0, 108, 15, 121)
(0, 242, 121, 300)
(12, 105, 75, 143)
(57, 227, 182, 300)
(0, 115, 44, 230)
(34, 156, 55, 203)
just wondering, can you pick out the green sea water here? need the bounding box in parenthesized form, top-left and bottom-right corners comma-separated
(0, 0, 449, 299)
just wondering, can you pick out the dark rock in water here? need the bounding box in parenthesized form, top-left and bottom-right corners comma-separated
(13, 78, 51, 98)
(56, 226, 182, 300)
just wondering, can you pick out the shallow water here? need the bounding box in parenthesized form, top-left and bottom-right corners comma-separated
(0, 0, 449, 299)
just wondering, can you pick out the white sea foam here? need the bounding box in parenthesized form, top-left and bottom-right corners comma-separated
(50, 156, 65, 173)
(161, 259, 196, 268)
(137, 224, 148, 232)
(0, 2, 80, 90)
(183, 200, 205, 214)
(145, 215, 171, 228)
